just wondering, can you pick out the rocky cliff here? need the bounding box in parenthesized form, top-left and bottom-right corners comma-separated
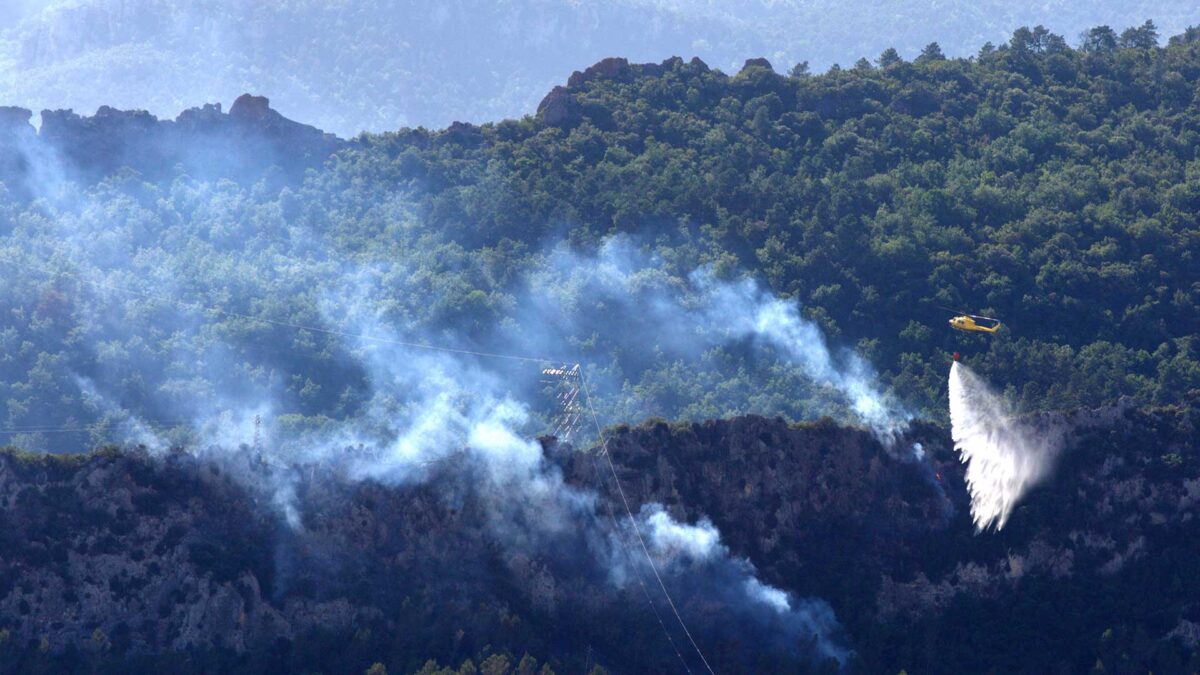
(0, 94, 343, 192)
(0, 402, 1197, 674)
(572, 403, 1200, 673)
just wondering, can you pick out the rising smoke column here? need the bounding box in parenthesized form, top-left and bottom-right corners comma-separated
(695, 270, 910, 442)
(294, 273, 854, 666)
(949, 361, 1059, 531)
(9, 188, 855, 664)
(610, 504, 851, 664)
(525, 236, 911, 442)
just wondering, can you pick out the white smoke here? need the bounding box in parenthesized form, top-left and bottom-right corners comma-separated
(74, 375, 169, 452)
(609, 504, 850, 664)
(528, 236, 910, 441)
(643, 507, 722, 562)
(160, 274, 851, 664)
(695, 270, 910, 441)
(1, 168, 856, 662)
(949, 361, 1061, 531)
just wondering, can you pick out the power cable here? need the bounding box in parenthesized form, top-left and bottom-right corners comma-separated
(0, 247, 717, 672)
(587, 443, 693, 674)
(579, 371, 716, 675)
(0, 250, 555, 364)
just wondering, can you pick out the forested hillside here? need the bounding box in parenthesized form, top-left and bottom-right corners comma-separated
(1, 403, 1198, 673)
(1, 18, 1200, 675)
(2, 23, 1198, 454)
(357, 22, 1200, 418)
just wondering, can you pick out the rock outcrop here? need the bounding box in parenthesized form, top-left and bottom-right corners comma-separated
(0, 94, 344, 190)
(0, 107, 35, 138)
(539, 56, 705, 128)
(0, 107, 37, 184)
(741, 57, 774, 72)
(536, 86, 583, 127)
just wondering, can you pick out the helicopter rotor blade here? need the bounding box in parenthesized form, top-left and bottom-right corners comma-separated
(935, 303, 1001, 322)
(936, 304, 970, 314)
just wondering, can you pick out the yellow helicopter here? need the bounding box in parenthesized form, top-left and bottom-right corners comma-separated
(944, 307, 1002, 334)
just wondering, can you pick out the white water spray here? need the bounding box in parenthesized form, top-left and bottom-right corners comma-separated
(949, 361, 1059, 531)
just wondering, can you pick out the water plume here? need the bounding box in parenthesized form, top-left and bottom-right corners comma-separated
(949, 361, 1060, 531)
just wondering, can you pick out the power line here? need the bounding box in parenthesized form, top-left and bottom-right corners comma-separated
(1, 248, 716, 671)
(586, 439, 692, 674)
(0, 250, 556, 364)
(579, 371, 716, 675)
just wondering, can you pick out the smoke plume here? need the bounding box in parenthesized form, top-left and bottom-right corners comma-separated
(0, 131, 874, 665)
(525, 236, 910, 441)
(694, 269, 910, 441)
(610, 504, 851, 664)
(949, 361, 1061, 531)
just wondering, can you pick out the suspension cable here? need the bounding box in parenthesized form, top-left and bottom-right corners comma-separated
(579, 371, 716, 675)
(1, 247, 717, 672)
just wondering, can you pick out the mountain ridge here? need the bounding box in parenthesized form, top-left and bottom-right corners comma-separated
(2, 1, 1195, 136)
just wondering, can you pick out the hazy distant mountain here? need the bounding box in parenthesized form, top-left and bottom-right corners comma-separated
(0, 0, 1193, 136)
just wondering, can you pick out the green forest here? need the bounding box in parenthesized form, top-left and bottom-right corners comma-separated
(0, 21, 1198, 450)
(1, 18, 1200, 675)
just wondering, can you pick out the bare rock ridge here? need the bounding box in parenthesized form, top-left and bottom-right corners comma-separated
(540, 55, 706, 128)
(0, 107, 35, 137)
(3, 55, 781, 179)
(5, 55, 726, 176)
(741, 57, 774, 71)
(535, 55, 777, 129)
(0, 94, 344, 188)
(0, 107, 38, 179)
(228, 94, 275, 122)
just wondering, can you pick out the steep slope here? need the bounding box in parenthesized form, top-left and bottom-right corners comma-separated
(575, 402, 1200, 672)
(2, 34, 1200, 460)
(0, 401, 1197, 673)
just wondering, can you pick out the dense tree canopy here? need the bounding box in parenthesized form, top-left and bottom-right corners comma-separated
(327, 21, 1200, 416)
(0, 19, 1199, 675)
(0, 23, 1198, 453)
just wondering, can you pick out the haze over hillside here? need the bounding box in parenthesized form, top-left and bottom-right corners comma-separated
(2, 8, 1200, 671)
(0, 0, 1194, 136)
